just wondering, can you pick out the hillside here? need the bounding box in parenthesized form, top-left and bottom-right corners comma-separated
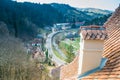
(50, 3, 92, 21)
(50, 3, 112, 21)
(0, 0, 111, 40)
(0, 0, 64, 40)
(84, 13, 112, 26)
(77, 8, 112, 15)
(77, 8, 112, 19)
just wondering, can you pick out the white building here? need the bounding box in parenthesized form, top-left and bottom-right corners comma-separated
(79, 25, 108, 75)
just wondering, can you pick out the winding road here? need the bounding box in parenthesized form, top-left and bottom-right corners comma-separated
(46, 31, 66, 66)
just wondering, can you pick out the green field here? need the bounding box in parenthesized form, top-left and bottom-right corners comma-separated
(59, 40, 77, 63)
(61, 38, 80, 51)
(52, 46, 66, 61)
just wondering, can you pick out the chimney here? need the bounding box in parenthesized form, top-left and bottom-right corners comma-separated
(78, 25, 108, 75)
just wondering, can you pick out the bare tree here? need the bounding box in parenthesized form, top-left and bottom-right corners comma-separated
(0, 36, 52, 80)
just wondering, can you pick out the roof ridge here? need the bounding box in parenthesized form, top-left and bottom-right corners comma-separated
(80, 25, 108, 40)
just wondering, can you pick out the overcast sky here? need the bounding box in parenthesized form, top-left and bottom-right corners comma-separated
(16, 0, 120, 11)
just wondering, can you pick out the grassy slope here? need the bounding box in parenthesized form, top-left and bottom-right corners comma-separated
(52, 47, 66, 61)
(61, 38, 80, 51)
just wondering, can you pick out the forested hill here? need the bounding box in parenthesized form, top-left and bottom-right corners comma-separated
(0, 0, 65, 40)
(84, 14, 112, 26)
(50, 3, 112, 21)
(0, 0, 112, 40)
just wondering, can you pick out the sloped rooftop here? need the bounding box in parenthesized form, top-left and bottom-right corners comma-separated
(80, 25, 108, 40)
(82, 4, 120, 80)
(60, 55, 79, 80)
(60, 5, 120, 80)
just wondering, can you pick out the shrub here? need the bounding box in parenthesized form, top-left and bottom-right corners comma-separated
(0, 36, 52, 80)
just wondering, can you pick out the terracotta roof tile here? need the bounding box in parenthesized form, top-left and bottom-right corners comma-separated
(80, 25, 108, 40)
(60, 55, 79, 80)
(81, 30, 87, 39)
(60, 5, 120, 80)
(82, 5, 120, 80)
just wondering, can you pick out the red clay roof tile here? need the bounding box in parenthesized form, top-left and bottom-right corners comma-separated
(80, 25, 108, 40)
(60, 5, 120, 80)
(82, 5, 120, 80)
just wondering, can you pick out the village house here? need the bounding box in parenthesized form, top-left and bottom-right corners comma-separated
(53, 23, 71, 32)
(59, 5, 120, 80)
(25, 34, 45, 60)
(75, 21, 85, 27)
(65, 31, 79, 40)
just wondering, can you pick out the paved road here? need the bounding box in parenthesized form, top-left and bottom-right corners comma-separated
(46, 32, 66, 66)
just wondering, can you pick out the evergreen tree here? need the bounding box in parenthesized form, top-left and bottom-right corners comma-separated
(66, 45, 75, 63)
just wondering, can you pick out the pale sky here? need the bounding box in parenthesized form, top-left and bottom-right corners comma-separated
(16, 0, 120, 11)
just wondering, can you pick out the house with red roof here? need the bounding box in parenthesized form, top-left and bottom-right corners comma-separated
(60, 5, 120, 80)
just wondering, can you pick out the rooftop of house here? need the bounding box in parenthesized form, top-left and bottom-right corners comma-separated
(80, 25, 108, 40)
(60, 5, 120, 80)
(81, 4, 120, 80)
